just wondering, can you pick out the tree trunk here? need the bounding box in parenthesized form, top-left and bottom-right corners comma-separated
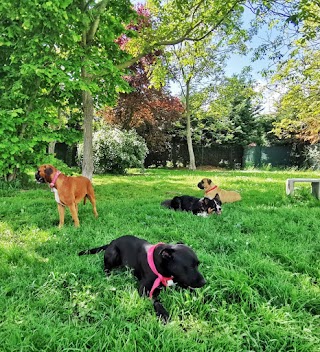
(185, 79, 196, 170)
(79, 4, 107, 180)
(82, 89, 94, 180)
(48, 141, 56, 155)
(5, 169, 17, 182)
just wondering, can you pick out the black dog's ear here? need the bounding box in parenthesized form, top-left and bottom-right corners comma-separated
(203, 197, 210, 205)
(203, 197, 214, 206)
(214, 193, 221, 202)
(176, 241, 185, 245)
(160, 248, 175, 261)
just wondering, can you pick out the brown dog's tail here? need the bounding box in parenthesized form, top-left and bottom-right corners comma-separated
(78, 244, 109, 256)
(83, 194, 93, 205)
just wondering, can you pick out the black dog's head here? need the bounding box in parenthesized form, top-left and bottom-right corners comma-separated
(200, 194, 222, 215)
(35, 164, 54, 184)
(158, 244, 206, 289)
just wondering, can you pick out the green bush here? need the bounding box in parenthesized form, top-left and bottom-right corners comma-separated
(77, 125, 148, 174)
(303, 145, 320, 170)
(36, 155, 79, 175)
(0, 155, 75, 190)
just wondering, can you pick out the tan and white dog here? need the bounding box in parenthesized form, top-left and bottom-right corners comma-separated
(35, 164, 98, 227)
(197, 178, 241, 203)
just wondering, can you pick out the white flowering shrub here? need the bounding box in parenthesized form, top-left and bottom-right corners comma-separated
(77, 126, 148, 174)
(303, 145, 320, 170)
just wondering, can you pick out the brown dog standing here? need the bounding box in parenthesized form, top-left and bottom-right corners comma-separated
(198, 178, 241, 203)
(35, 164, 98, 227)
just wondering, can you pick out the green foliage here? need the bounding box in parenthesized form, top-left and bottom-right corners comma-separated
(0, 156, 75, 192)
(78, 125, 148, 174)
(272, 46, 320, 144)
(132, 0, 247, 58)
(0, 168, 320, 351)
(37, 155, 78, 175)
(174, 73, 270, 147)
(0, 0, 136, 180)
(303, 145, 320, 170)
(250, 1, 320, 145)
(0, 172, 33, 191)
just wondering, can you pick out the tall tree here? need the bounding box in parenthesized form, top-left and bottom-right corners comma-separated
(0, 0, 135, 180)
(269, 4, 320, 143)
(272, 47, 320, 143)
(2, 0, 301, 179)
(166, 40, 229, 169)
(100, 4, 184, 153)
(99, 57, 183, 152)
(173, 73, 265, 147)
(206, 73, 263, 146)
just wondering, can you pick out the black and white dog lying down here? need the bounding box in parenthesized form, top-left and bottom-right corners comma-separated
(79, 235, 206, 323)
(161, 194, 222, 216)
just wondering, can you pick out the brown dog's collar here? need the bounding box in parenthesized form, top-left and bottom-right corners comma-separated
(50, 171, 61, 188)
(205, 185, 217, 194)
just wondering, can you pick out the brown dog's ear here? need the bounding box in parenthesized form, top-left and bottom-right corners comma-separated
(45, 166, 53, 180)
(207, 179, 212, 185)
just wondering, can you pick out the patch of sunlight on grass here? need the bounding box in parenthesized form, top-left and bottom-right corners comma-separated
(0, 221, 50, 263)
(254, 204, 294, 210)
(260, 303, 296, 325)
(0, 222, 50, 246)
(169, 314, 212, 335)
(297, 274, 320, 295)
(117, 287, 149, 311)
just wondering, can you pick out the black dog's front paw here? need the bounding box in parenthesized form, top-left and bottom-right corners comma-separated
(153, 300, 169, 323)
(104, 268, 111, 276)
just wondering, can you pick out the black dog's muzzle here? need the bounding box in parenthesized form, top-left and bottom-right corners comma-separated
(178, 276, 206, 290)
(197, 182, 204, 189)
(35, 171, 45, 183)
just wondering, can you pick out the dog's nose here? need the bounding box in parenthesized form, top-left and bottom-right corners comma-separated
(197, 277, 206, 287)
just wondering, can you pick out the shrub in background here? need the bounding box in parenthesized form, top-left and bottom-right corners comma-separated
(77, 125, 148, 174)
(303, 145, 320, 170)
(0, 155, 74, 191)
(37, 155, 78, 175)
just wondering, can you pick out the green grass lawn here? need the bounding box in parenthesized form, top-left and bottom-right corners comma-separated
(1, 168, 319, 351)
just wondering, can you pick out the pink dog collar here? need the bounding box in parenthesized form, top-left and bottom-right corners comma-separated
(147, 243, 173, 298)
(49, 170, 61, 188)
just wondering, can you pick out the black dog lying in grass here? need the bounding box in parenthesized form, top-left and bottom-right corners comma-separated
(161, 194, 222, 216)
(79, 235, 206, 323)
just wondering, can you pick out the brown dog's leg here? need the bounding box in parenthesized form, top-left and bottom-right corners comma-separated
(87, 188, 98, 218)
(57, 204, 65, 228)
(69, 203, 80, 227)
(90, 197, 98, 218)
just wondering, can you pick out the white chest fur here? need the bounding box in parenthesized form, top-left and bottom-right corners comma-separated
(51, 187, 63, 205)
(197, 211, 209, 217)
